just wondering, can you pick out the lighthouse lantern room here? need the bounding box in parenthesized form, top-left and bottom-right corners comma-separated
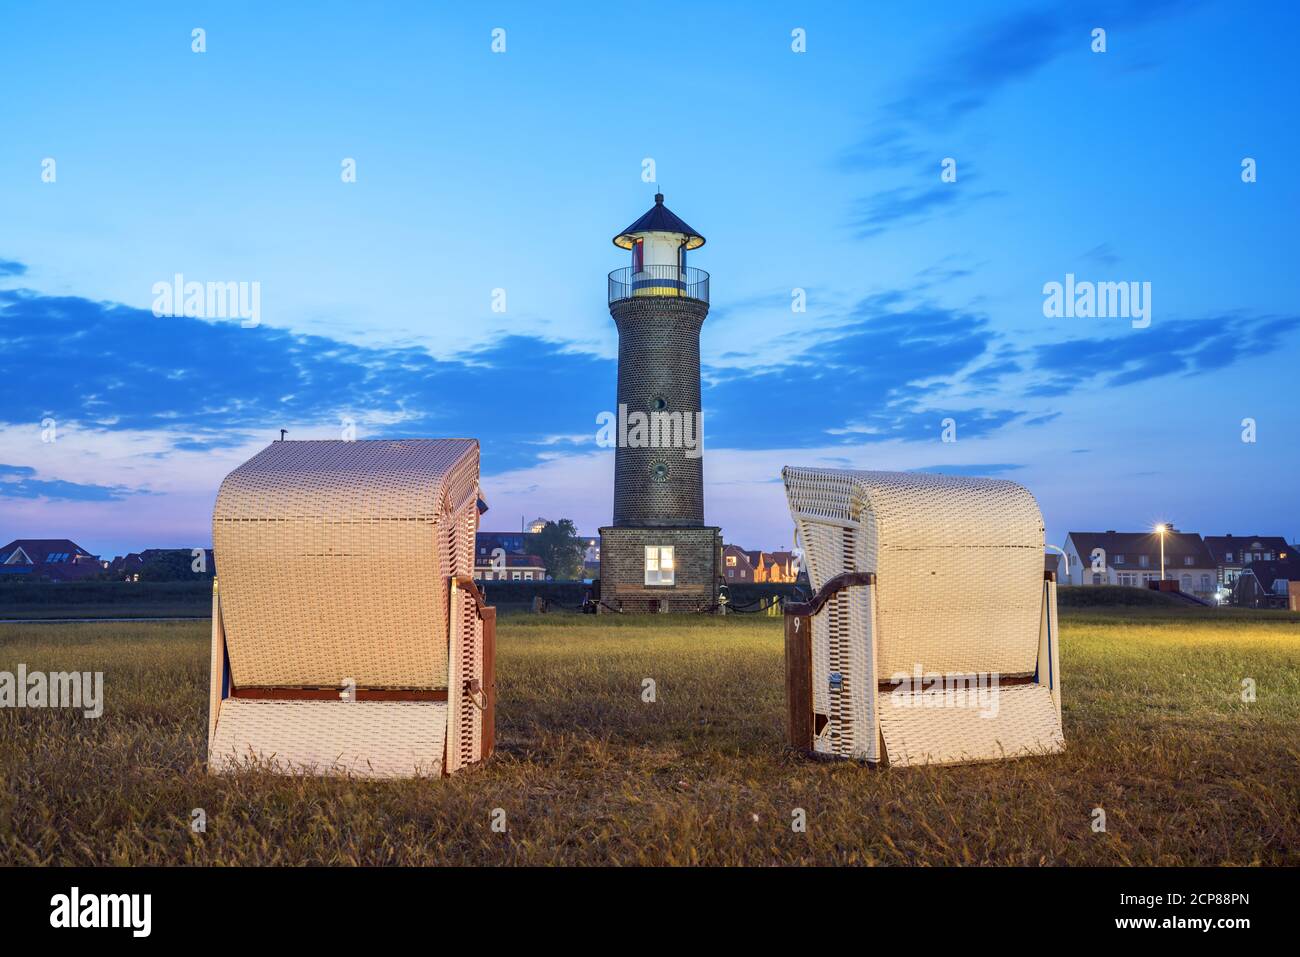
(612, 192, 707, 298)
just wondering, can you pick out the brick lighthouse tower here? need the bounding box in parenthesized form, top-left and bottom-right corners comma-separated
(599, 193, 721, 612)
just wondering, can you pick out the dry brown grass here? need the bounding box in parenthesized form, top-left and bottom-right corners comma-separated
(1, 609, 1297, 865)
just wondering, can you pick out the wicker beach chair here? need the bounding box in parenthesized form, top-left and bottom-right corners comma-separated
(207, 439, 495, 778)
(782, 468, 1063, 767)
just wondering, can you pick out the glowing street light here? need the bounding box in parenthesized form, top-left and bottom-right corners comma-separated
(1154, 523, 1167, 580)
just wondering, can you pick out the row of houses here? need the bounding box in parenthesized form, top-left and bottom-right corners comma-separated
(721, 545, 799, 583)
(1056, 530, 1298, 607)
(10, 527, 1294, 607)
(0, 539, 216, 582)
(470, 525, 802, 586)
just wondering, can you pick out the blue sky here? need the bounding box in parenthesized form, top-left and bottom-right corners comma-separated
(1, 0, 1298, 557)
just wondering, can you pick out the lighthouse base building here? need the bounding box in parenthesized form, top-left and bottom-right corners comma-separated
(598, 526, 721, 614)
(599, 194, 721, 613)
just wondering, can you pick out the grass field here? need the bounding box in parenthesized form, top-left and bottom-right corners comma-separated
(1, 608, 1297, 865)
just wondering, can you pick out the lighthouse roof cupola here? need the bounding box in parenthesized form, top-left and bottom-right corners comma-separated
(612, 193, 706, 250)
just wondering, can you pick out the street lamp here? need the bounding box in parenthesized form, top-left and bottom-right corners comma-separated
(1154, 524, 1167, 580)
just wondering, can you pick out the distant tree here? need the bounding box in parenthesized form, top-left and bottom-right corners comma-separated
(530, 519, 584, 580)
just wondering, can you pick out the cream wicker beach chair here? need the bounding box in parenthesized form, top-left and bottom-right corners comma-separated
(782, 468, 1062, 767)
(207, 439, 495, 778)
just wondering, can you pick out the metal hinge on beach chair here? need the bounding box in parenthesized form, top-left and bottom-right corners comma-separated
(782, 467, 1064, 767)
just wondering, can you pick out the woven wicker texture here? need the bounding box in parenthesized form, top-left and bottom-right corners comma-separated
(878, 684, 1064, 766)
(784, 468, 1044, 676)
(446, 573, 483, 774)
(212, 439, 479, 689)
(210, 699, 447, 778)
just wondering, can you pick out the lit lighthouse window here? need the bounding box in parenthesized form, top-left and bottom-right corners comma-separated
(645, 546, 675, 586)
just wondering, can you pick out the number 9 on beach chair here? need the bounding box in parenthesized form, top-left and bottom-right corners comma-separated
(782, 468, 1063, 767)
(207, 439, 495, 778)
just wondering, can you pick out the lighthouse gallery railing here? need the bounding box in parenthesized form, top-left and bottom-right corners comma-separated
(608, 265, 709, 305)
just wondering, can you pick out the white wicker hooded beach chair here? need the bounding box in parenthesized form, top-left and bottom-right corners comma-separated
(782, 467, 1063, 767)
(207, 439, 495, 778)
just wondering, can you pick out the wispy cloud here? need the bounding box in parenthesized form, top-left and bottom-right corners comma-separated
(850, 175, 1003, 238)
(1081, 243, 1122, 267)
(839, 0, 1201, 237)
(838, 127, 928, 173)
(1030, 313, 1300, 390)
(0, 463, 145, 502)
(888, 8, 1073, 129)
(705, 295, 1028, 447)
(876, 0, 1200, 135)
(0, 288, 610, 473)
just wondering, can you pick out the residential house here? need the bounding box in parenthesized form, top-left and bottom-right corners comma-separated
(106, 548, 216, 581)
(760, 550, 798, 583)
(1202, 535, 1292, 588)
(107, 552, 146, 580)
(1231, 558, 1300, 609)
(474, 553, 547, 582)
(722, 544, 756, 583)
(776, 551, 799, 576)
(476, 531, 530, 560)
(728, 548, 800, 584)
(1061, 529, 1217, 597)
(0, 538, 104, 581)
(1045, 552, 1062, 579)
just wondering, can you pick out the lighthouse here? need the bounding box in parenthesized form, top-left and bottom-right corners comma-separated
(599, 193, 721, 612)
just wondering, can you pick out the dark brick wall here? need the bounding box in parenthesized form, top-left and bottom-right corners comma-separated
(599, 525, 720, 613)
(609, 297, 708, 528)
